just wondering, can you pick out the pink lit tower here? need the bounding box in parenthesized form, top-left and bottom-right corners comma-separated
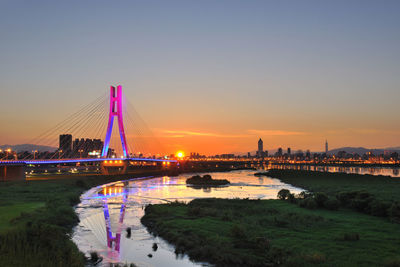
(101, 85, 129, 158)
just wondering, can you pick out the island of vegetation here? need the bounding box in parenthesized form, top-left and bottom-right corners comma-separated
(186, 174, 230, 186)
(141, 170, 400, 266)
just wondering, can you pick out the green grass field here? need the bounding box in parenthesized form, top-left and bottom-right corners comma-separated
(142, 198, 400, 266)
(0, 202, 44, 233)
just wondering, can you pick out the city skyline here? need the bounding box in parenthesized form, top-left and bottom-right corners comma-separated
(1, 1, 400, 155)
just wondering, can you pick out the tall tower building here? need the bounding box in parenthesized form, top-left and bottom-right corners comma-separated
(257, 138, 264, 158)
(59, 134, 72, 156)
(325, 140, 328, 154)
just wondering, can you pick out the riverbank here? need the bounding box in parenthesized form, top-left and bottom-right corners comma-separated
(262, 169, 400, 202)
(141, 170, 400, 266)
(0, 167, 244, 266)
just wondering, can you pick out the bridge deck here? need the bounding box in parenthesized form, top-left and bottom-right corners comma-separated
(0, 158, 177, 166)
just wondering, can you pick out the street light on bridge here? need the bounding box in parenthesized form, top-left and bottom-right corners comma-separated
(6, 148, 11, 159)
(78, 149, 84, 158)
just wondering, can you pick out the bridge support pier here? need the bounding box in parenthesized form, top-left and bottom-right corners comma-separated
(0, 164, 26, 181)
(100, 160, 128, 175)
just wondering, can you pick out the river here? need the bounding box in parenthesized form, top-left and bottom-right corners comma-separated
(72, 170, 303, 266)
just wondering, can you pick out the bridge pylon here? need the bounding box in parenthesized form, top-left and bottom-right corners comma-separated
(101, 85, 129, 158)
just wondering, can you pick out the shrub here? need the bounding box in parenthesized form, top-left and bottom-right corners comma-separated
(268, 247, 288, 265)
(357, 191, 373, 199)
(383, 257, 400, 267)
(221, 211, 233, 221)
(337, 191, 359, 205)
(89, 251, 99, 262)
(188, 206, 202, 216)
(277, 189, 291, 200)
(298, 191, 312, 199)
(301, 197, 317, 209)
(324, 198, 340, 210)
(389, 202, 400, 223)
(368, 200, 390, 217)
(68, 193, 80, 206)
(203, 174, 212, 180)
(287, 193, 297, 203)
(254, 237, 270, 251)
(303, 197, 318, 209)
(303, 252, 326, 264)
(230, 224, 247, 239)
(350, 197, 373, 212)
(314, 192, 329, 207)
(343, 233, 360, 241)
(336, 233, 360, 241)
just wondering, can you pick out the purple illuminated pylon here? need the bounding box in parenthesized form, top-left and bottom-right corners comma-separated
(101, 85, 129, 158)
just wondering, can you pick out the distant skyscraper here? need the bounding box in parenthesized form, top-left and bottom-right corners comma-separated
(257, 138, 264, 158)
(287, 147, 291, 155)
(277, 147, 283, 157)
(325, 140, 328, 154)
(59, 134, 72, 155)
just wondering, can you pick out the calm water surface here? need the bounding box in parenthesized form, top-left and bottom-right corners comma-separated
(72, 170, 303, 267)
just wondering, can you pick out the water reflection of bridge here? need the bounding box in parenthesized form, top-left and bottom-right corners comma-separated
(99, 183, 128, 252)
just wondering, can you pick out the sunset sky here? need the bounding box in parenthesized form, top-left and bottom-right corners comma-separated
(1, 1, 400, 155)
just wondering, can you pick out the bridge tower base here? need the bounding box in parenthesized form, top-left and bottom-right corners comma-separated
(100, 160, 128, 175)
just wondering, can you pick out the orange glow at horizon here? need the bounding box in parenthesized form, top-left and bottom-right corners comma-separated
(176, 151, 185, 158)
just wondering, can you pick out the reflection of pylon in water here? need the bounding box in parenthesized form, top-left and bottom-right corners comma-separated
(102, 188, 128, 252)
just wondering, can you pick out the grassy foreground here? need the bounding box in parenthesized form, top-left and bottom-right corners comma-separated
(142, 170, 400, 266)
(142, 198, 400, 266)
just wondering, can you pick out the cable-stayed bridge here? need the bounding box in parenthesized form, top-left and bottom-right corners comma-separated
(0, 85, 177, 180)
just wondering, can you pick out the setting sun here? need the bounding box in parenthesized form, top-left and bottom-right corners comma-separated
(176, 151, 184, 158)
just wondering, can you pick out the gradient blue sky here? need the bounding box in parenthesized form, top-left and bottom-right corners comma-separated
(0, 0, 399, 154)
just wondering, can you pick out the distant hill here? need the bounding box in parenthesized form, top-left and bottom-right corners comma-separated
(328, 147, 400, 155)
(0, 144, 57, 152)
(386, 147, 400, 151)
(234, 146, 400, 157)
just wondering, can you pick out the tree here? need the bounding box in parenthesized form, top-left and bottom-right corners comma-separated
(277, 189, 291, 200)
